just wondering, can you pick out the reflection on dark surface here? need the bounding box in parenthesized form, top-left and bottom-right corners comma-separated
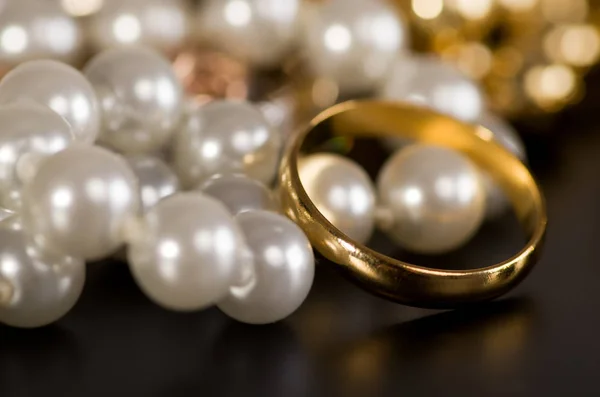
(323, 299, 536, 397)
(0, 257, 538, 397)
(0, 326, 82, 395)
(203, 322, 311, 397)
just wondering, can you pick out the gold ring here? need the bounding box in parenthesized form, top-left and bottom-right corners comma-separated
(278, 100, 547, 308)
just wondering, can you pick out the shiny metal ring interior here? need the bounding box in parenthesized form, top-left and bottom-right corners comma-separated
(278, 100, 547, 308)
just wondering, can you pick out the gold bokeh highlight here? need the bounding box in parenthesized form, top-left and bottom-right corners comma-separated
(395, 0, 600, 117)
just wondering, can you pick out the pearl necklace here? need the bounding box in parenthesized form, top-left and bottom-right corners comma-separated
(0, 44, 315, 328)
(0, 0, 530, 329)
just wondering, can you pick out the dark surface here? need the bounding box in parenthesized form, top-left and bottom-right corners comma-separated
(3, 71, 600, 397)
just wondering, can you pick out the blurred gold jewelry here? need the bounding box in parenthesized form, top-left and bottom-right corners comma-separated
(393, 0, 600, 117)
(172, 45, 298, 136)
(278, 100, 546, 308)
(172, 45, 251, 104)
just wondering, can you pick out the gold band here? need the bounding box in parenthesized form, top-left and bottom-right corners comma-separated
(278, 100, 547, 308)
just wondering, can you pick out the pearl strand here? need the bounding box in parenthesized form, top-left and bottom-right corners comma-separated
(0, 47, 314, 328)
(298, 144, 486, 255)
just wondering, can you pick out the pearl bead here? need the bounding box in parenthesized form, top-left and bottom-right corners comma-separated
(21, 145, 140, 261)
(88, 0, 191, 53)
(382, 55, 484, 122)
(377, 145, 485, 254)
(218, 210, 314, 324)
(0, 103, 74, 212)
(126, 155, 179, 212)
(0, 60, 101, 143)
(199, 174, 277, 215)
(298, 153, 376, 244)
(0, 226, 85, 328)
(0, 0, 83, 67)
(172, 100, 281, 188)
(301, 0, 409, 94)
(128, 193, 248, 311)
(0, 209, 15, 226)
(257, 91, 296, 139)
(479, 112, 527, 219)
(84, 47, 184, 154)
(198, 0, 300, 67)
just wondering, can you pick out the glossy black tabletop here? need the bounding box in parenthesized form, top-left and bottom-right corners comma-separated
(3, 69, 600, 397)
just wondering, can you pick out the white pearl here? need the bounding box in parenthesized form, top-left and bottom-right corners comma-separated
(298, 153, 376, 244)
(84, 47, 184, 154)
(197, 0, 300, 67)
(218, 210, 314, 324)
(301, 0, 409, 94)
(377, 145, 485, 254)
(21, 145, 140, 261)
(0, 226, 85, 328)
(257, 91, 296, 139)
(128, 192, 248, 311)
(126, 155, 179, 212)
(199, 174, 277, 215)
(0, 209, 14, 225)
(0, 103, 74, 212)
(88, 0, 191, 53)
(479, 112, 527, 219)
(172, 100, 281, 188)
(0, 0, 83, 67)
(382, 55, 484, 122)
(0, 60, 101, 143)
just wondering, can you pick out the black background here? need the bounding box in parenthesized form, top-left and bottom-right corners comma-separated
(3, 68, 600, 397)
